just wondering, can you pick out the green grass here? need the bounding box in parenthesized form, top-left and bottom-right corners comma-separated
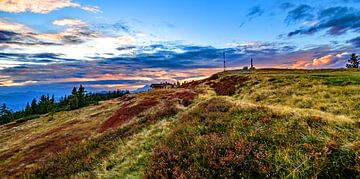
(232, 71, 360, 119)
(76, 118, 177, 178)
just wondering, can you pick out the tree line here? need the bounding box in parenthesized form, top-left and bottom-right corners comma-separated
(0, 85, 129, 125)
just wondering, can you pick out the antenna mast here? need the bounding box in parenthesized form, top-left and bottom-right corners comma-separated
(223, 52, 226, 72)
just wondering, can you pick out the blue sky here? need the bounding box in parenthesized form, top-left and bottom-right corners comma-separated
(0, 0, 360, 110)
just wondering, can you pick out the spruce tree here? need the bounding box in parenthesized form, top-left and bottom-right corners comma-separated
(31, 98, 38, 115)
(25, 103, 31, 115)
(0, 103, 6, 116)
(78, 85, 86, 107)
(72, 87, 77, 96)
(346, 53, 359, 68)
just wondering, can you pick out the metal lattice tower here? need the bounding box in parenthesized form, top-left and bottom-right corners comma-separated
(223, 52, 226, 71)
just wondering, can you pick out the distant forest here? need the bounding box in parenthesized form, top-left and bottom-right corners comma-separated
(0, 85, 129, 125)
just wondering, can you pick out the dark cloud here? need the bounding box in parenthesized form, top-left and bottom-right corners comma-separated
(285, 4, 314, 24)
(347, 36, 360, 47)
(105, 45, 223, 70)
(0, 30, 19, 42)
(287, 6, 360, 37)
(341, 0, 360, 2)
(0, 30, 59, 46)
(61, 28, 98, 44)
(112, 22, 132, 33)
(116, 46, 136, 51)
(280, 3, 294, 10)
(246, 6, 265, 18)
(0, 52, 79, 64)
(160, 22, 176, 29)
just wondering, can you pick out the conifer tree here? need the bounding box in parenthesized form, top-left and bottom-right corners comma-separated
(346, 53, 359, 68)
(31, 98, 38, 115)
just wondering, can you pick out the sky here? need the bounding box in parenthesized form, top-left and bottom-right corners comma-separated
(0, 0, 360, 109)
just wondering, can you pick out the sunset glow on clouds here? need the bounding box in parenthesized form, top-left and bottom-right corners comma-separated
(0, 0, 359, 97)
(0, 0, 100, 14)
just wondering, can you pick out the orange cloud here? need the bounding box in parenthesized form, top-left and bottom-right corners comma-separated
(312, 55, 333, 66)
(292, 60, 310, 68)
(0, 18, 32, 32)
(0, 79, 37, 86)
(0, 0, 100, 14)
(53, 19, 87, 27)
(291, 53, 348, 69)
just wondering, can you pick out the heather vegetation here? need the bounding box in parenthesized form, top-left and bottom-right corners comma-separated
(145, 97, 358, 178)
(0, 69, 359, 178)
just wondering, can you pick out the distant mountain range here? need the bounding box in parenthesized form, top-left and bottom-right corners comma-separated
(0, 85, 152, 111)
(0, 91, 47, 111)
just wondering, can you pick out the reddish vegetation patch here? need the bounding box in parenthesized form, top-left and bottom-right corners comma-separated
(145, 135, 273, 178)
(172, 90, 197, 106)
(181, 73, 249, 96)
(209, 76, 249, 96)
(0, 133, 87, 176)
(28, 120, 81, 143)
(0, 148, 20, 162)
(119, 94, 136, 102)
(99, 99, 160, 132)
(100, 89, 198, 132)
(181, 79, 207, 89)
(0, 121, 27, 130)
(0, 120, 93, 176)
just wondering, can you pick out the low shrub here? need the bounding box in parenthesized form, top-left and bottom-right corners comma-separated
(16, 115, 40, 123)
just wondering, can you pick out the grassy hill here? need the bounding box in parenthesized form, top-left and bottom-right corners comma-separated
(0, 69, 359, 178)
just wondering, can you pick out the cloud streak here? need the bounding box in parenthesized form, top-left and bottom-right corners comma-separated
(0, 0, 100, 14)
(53, 19, 87, 27)
(286, 5, 360, 37)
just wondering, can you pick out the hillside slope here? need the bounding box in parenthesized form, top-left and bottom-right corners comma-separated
(0, 69, 359, 178)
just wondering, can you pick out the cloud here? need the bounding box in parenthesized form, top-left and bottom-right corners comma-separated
(81, 5, 102, 13)
(290, 52, 350, 68)
(246, 6, 265, 18)
(0, 0, 100, 14)
(0, 18, 32, 33)
(341, 0, 360, 2)
(240, 6, 265, 27)
(286, 6, 360, 37)
(53, 19, 87, 27)
(285, 4, 314, 24)
(0, 17, 102, 48)
(347, 36, 360, 47)
(0, 18, 61, 45)
(279, 3, 294, 10)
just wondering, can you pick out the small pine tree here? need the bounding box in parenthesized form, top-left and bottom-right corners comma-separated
(78, 85, 86, 107)
(31, 99, 38, 115)
(346, 53, 359, 68)
(25, 103, 31, 115)
(69, 96, 79, 110)
(0, 103, 7, 115)
(72, 87, 77, 96)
